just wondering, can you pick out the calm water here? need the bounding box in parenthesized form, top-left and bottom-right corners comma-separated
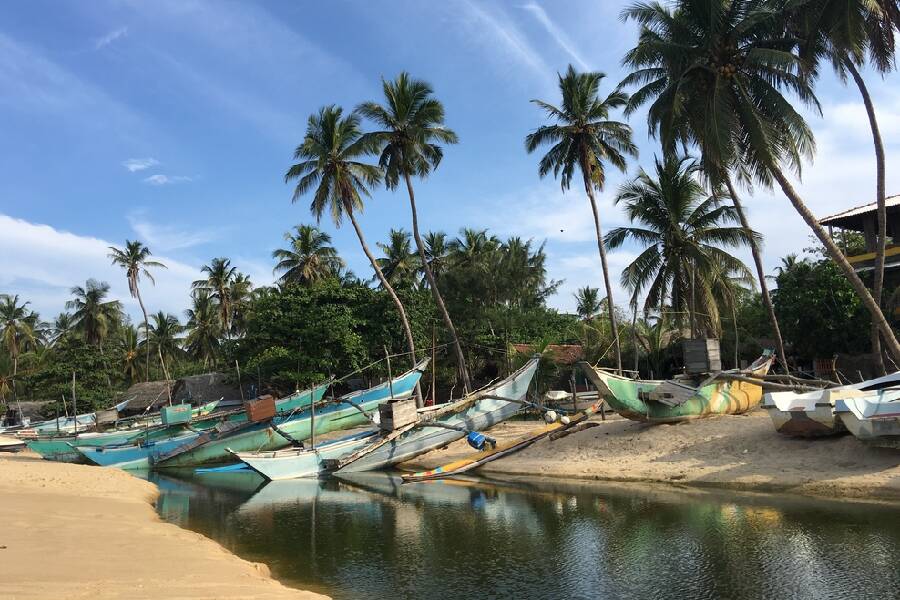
(147, 470, 900, 599)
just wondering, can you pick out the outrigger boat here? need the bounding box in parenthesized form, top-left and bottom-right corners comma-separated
(580, 354, 774, 423)
(834, 389, 900, 448)
(154, 360, 428, 469)
(762, 371, 900, 437)
(331, 357, 539, 474)
(73, 431, 202, 470)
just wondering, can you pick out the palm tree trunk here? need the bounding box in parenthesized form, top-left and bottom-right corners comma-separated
(581, 169, 622, 373)
(135, 284, 151, 382)
(845, 58, 888, 376)
(402, 171, 471, 394)
(724, 176, 789, 372)
(770, 165, 900, 364)
(345, 203, 423, 406)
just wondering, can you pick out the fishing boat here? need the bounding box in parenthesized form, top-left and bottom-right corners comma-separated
(834, 389, 900, 448)
(402, 399, 603, 482)
(333, 357, 539, 474)
(73, 431, 202, 470)
(762, 371, 900, 437)
(154, 360, 427, 469)
(0, 434, 26, 452)
(579, 354, 774, 423)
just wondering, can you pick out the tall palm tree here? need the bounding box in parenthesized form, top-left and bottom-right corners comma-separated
(620, 0, 900, 365)
(227, 273, 253, 338)
(272, 224, 345, 286)
(66, 279, 122, 348)
(285, 105, 422, 404)
(376, 228, 421, 288)
(185, 290, 221, 368)
(0, 295, 35, 408)
(424, 231, 450, 280)
(526, 64, 638, 372)
(118, 324, 142, 385)
(50, 312, 75, 345)
(193, 258, 237, 335)
(357, 73, 471, 392)
(108, 240, 166, 381)
(605, 156, 756, 337)
(575, 286, 602, 321)
(143, 311, 183, 378)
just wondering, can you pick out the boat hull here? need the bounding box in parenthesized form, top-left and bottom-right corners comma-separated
(75, 432, 201, 469)
(234, 431, 377, 480)
(835, 394, 900, 448)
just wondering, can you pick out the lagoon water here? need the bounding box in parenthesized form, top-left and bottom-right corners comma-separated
(149, 470, 900, 599)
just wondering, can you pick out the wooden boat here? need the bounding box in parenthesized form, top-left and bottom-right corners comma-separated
(834, 389, 900, 448)
(154, 361, 427, 469)
(333, 357, 539, 474)
(580, 354, 774, 423)
(74, 431, 202, 470)
(762, 371, 900, 437)
(0, 434, 26, 452)
(402, 399, 603, 482)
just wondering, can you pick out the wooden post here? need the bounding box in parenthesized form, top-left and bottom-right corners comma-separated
(158, 349, 173, 406)
(384, 346, 394, 399)
(72, 372, 77, 434)
(431, 325, 436, 406)
(309, 385, 316, 450)
(235, 360, 245, 402)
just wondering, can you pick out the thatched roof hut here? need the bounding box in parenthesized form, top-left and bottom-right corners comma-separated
(119, 381, 176, 416)
(172, 373, 243, 407)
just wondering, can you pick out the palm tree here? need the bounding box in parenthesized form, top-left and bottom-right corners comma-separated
(0, 294, 35, 408)
(376, 229, 420, 288)
(575, 286, 602, 321)
(272, 224, 344, 286)
(605, 156, 756, 337)
(143, 311, 183, 378)
(185, 290, 221, 368)
(50, 312, 75, 345)
(118, 324, 142, 385)
(66, 279, 123, 348)
(620, 0, 900, 364)
(634, 313, 679, 378)
(424, 231, 450, 280)
(285, 105, 422, 404)
(357, 72, 471, 392)
(193, 258, 237, 335)
(227, 273, 253, 338)
(108, 240, 166, 381)
(526, 64, 638, 372)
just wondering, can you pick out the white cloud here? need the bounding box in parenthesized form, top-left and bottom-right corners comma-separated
(122, 157, 159, 172)
(521, 3, 590, 71)
(94, 27, 128, 51)
(0, 214, 200, 322)
(142, 174, 191, 185)
(127, 212, 217, 251)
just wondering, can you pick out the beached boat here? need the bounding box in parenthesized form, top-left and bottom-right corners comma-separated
(580, 354, 774, 423)
(74, 431, 202, 470)
(0, 435, 26, 452)
(154, 361, 427, 469)
(333, 357, 539, 474)
(834, 389, 900, 448)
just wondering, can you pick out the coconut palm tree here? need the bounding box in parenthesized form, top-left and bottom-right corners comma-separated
(357, 72, 471, 392)
(227, 273, 253, 338)
(605, 156, 757, 337)
(50, 312, 76, 345)
(0, 294, 35, 408)
(526, 64, 638, 372)
(272, 224, 345, 286)
(620, 0, 900, 364)
(376, 229, 421, 288)
(424, 231, 450, 280)
(575, 287, 603, 321)
(285, 105, 422, 404)
(118, 324, 142, 385)
(108, 240, 166, 381)
(66, 280, 123, 348)
(185, 290, 221, 367)
(193, 258, 237, 335)
(143, 311, 183, 378)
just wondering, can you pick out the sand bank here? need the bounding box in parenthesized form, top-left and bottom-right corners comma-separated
(0, 452, 327, 600)
(403, 410, 900, 501)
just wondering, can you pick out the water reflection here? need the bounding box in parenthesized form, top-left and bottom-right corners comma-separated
(147, 470, 900, 600)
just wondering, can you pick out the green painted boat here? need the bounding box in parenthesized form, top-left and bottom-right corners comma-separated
(155, 361, 427, 468)
(580, 354, 774, 423)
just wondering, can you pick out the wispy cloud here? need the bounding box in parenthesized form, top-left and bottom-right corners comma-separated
(127, 212, 217, 251)
(94, 26, 128, 51)
(122, 157, 159, 172)
(142, 174, 191, 186)
(521, 2, 590, 71)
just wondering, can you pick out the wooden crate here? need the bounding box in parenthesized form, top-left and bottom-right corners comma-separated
(378, 399, 417, 431)
(161, 404, 192, 425)
(682, 338, 722, 374)
(244, 395, 276, 423)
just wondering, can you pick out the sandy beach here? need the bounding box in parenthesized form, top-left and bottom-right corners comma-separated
(403, 410, 900, 501)
(0, 452, 327, 600)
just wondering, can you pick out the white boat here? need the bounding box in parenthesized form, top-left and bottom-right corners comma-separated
(834, 389, 900, 448)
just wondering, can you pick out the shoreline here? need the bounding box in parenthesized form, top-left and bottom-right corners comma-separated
(0, 452, 328, 600)
(402, 410, 900, 502)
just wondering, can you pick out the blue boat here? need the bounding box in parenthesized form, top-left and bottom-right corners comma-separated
(73, 431, 202, 470)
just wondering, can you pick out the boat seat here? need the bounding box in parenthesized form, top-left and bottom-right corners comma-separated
(643, 381, 697, 407)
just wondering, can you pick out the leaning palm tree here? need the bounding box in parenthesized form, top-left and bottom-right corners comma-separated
(357, 73, 471, 392)
(193, 258, 237, 335)
(620, 0, 900, 364)
(575, 286, 602, 321)
(526, 64, 638, 372)
(376, 229, 421, 288)
(272, 224, 344, 286)
(66, 279, 123, 348)
(109, 240, 166, 381)
(285, 105, 422, 404)
(605, 156, 757, 337)
(185, 290, 221, 368)
(0, 294, 35, 408)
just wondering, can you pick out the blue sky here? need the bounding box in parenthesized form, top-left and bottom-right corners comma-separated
(1, 0, 899, 323)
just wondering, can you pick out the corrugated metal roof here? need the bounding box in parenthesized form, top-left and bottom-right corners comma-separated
(819, 194, 900, 225)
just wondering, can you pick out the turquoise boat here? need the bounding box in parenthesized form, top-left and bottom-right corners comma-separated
(154, 360, 427, 468)
(74, 431, 202, 470)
